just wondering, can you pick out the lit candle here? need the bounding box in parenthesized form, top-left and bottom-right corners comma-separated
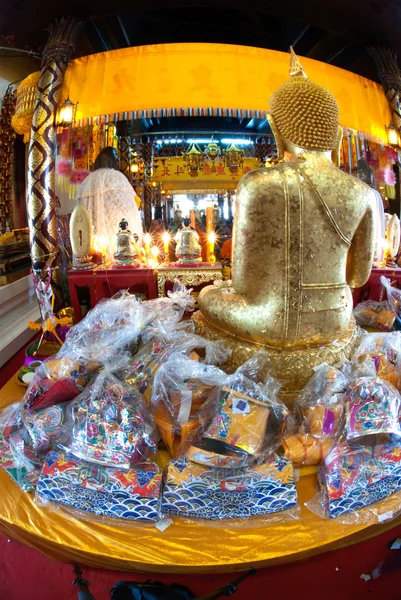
(162, 231, 170, 257)
(149, 246, 159, 269)
(144, 233, 151, 254)
(208, 231, 216, 262)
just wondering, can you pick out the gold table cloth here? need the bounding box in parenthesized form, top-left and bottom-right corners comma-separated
(0, 374, 400, 573)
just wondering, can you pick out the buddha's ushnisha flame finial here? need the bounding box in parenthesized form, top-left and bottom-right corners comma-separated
(289, 46, 307, 78)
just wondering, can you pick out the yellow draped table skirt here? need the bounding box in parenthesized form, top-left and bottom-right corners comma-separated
(1, 374, 401, 573)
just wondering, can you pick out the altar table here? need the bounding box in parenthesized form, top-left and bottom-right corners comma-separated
(1, 374, 401, 573)
(68, 267, 157, 322)
(156, 263, 222, 300)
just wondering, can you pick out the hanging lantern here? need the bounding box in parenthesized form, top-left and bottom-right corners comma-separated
(205, 141, 220, 161)
(386, 123, 400, 150)
(223, 143, 245, 174)
(183, 142, 205, 177)
(56, 96, 77, 129)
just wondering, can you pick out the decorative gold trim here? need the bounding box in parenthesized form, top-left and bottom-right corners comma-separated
(156, 267, 222, 298)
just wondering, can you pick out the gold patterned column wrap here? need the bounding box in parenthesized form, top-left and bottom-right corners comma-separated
(367, 46, 401, 132)
(27, 17, 82, 309)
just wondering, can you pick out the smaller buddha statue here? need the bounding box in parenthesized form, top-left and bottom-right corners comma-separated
(70, 204, 94, 270)
(114, 218, 140, 265)
(174, 209, 183, 228)
(175, 218, 202, 263)
(213, 204, 221, 227)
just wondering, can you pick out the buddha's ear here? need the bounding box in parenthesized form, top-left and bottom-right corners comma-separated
(331, 124, 343, 167)
(267, 113, 284, 161)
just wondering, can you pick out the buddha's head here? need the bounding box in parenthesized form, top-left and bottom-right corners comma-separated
(268, 48, 342, 164)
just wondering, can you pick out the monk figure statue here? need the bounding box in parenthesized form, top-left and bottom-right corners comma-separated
(195, 49, 375, 395)
(75, 147, 142, 259)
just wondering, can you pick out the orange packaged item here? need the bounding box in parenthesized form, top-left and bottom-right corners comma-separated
(283, 432, 334, 466)
(151, 356, 226, 456)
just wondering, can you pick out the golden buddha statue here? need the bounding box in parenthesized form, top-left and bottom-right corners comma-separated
(194, 49, 375, 397)
(175, 218, 202, 262)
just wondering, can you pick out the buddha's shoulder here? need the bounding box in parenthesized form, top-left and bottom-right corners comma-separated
(334, 169, 377, 204)
(239, 164, 288, 188)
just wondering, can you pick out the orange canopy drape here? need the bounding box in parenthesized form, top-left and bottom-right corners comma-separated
(59, 43, 391, 143)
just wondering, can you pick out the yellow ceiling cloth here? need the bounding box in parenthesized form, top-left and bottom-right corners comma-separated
(58, 43, 390, 143)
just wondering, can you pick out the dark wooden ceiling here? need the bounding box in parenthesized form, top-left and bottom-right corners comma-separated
(1, 0, 401, 83)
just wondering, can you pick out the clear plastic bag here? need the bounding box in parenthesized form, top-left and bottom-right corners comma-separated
(21, 401, 71, 455)
(353, 300, 395, 332)
(22, 356, 100, 412)
(188, 352, 289, 469)
(307, 437, 401, 523)
(283, 432, 335, 467)
(0, 403, 40, 491)
(151, 355, 227, 456)
(138, 280, 196, 330)
(350, 331, 401, 390)
(381, 276, 401, 318)
(125, 331, 230, 405)
(295, 364, 349, 441)
(65, 367, 158, 470)
(35, 451, 162, 524)
(161, 453, 299, 525)
(345, 377, 401, 440)
(59, 291, 145, 365)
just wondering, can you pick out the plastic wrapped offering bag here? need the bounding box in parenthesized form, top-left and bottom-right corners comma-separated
(345, 377, 401, 440)
(0, 434, 40, 492)
(59, 292, 144, 365)
(381, 276, 401, 318)
(0, 403, 40, 491)
(315, 440, 401, 520)
(21, 402, 71, 454)
(188, 352, 288, 469)
(351, 331, 401, 390)
(125, 332, 230, 406)
(66, 369, 157, 470)
(35, 451, 162, 523)
(353, 300, 395, 332)
(296, 365, 348, 439)
(151, 355, 227, 456)
(283, 433, 334, 467)
(139, 280, 196, 329)
(23, 357, 99, 412)
(161, 455, 298, 521)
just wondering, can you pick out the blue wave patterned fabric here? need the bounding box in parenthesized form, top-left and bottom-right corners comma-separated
(35, 451, 162, 522)
(318, 442, 401, 518)
(161, 457, 297, 520)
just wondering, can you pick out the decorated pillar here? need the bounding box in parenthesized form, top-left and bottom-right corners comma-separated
(28, 17, 82, 309)
(117, 121, 131, 177)
(367, 46, 401, 132)
(167, 198, 174, 221)
(144, 183, 153, 231)
(217, 194, 225, 222)
(0, 89, 17, 232)
(227, 190, 233, 221)
(142, 139, 154, 230)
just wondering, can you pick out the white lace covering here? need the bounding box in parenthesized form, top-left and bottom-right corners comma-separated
(75, 168, 143, 258)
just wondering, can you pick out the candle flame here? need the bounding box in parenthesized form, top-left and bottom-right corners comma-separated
(144, 233, 152, 245)
(208, 231, 216, 244)
(162, 231, 170, 244)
